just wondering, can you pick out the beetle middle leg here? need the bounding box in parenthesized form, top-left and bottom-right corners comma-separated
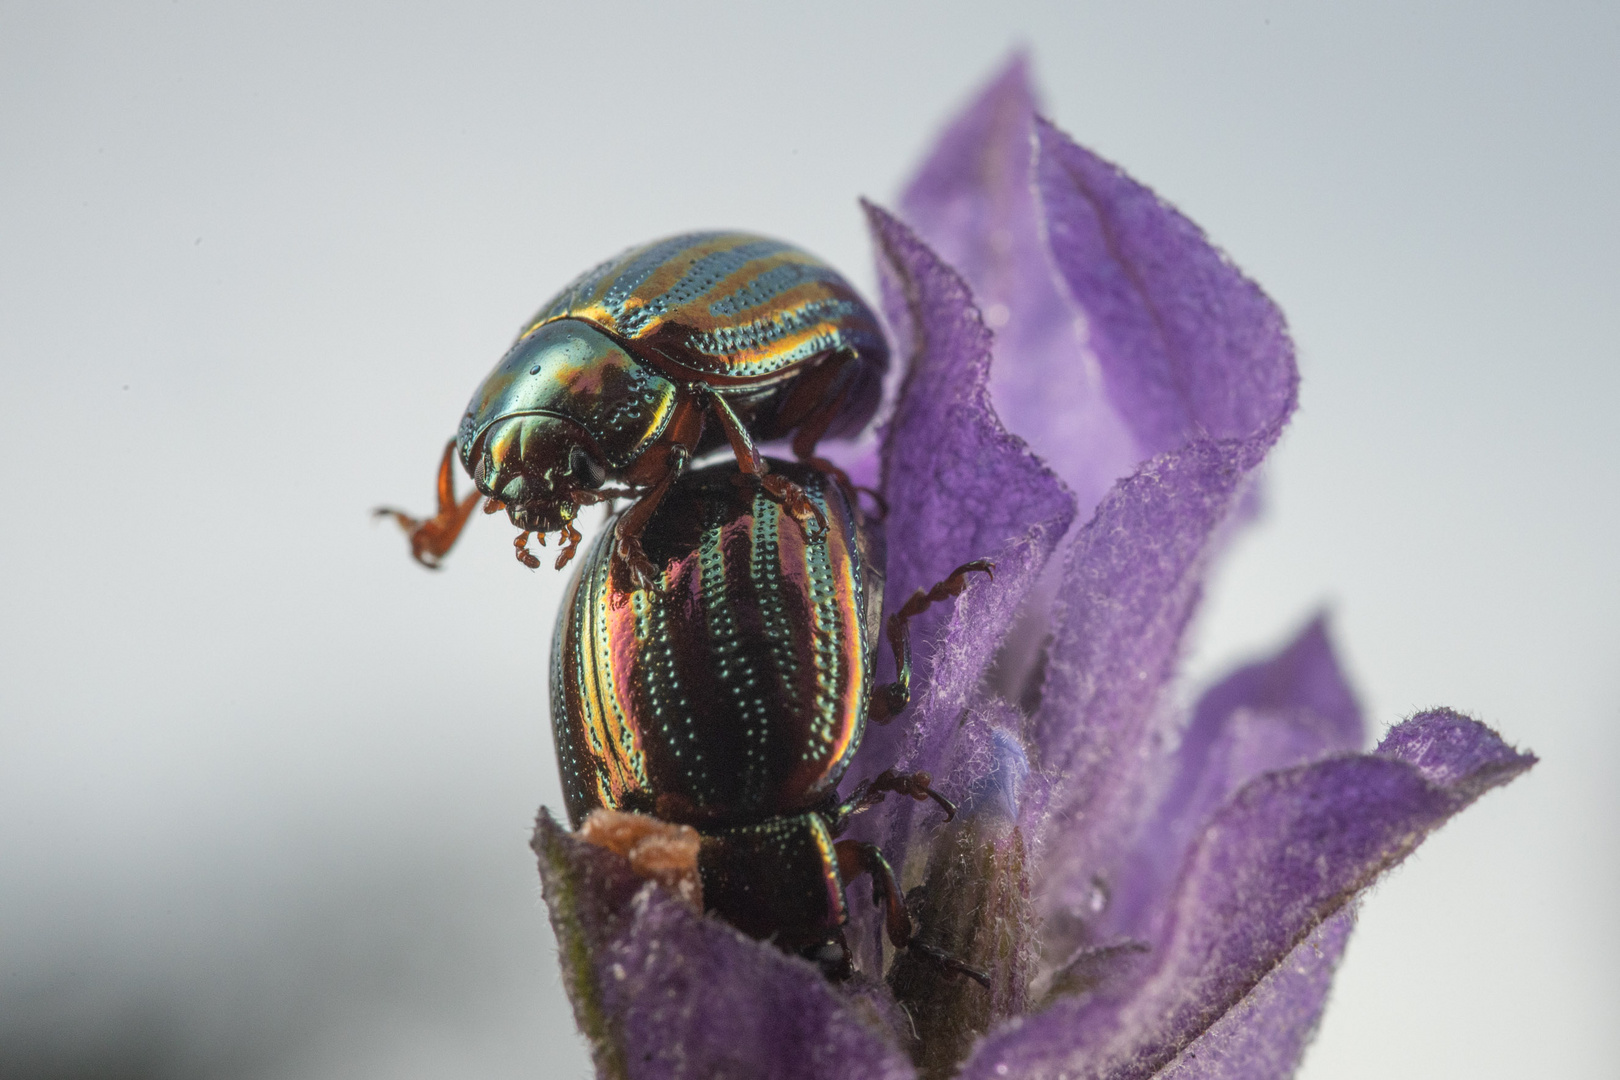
(373, 439, 482, 569)
(705, 391, 827, 534)
(869, 560, 996, 723)
(834, 769, 957, 831)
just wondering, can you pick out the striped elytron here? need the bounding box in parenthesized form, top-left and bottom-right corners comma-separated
(377, 233, 888, 581)
(552, 459, 992, 980)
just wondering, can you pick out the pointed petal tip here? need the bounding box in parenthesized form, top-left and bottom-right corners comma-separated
(1032, 113, 1301, 456)
(1376, 708, 1538, 795)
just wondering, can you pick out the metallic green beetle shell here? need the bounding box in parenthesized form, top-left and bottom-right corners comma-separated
(457, 320, 679, 473)
(524, 231, 888, 399)
(550, 461, 885, 830)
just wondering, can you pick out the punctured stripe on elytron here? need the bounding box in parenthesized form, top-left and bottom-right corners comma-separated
(552, 459, 992, 982)
(377, 232, 888, 584)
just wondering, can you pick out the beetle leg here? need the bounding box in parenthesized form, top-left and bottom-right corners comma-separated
(907, 941, 992, 989)
(835, 840, 913, 948)
(867, 768, 958, 821)
(833, 769, 956, 831)
(834, 840, 990, 987)
(707, 391, 828, 534)
(869, 560, 996, 724)
(611, 449, 687, 590)
(373, 439, 482, 569)
(787, 349, 856, 464)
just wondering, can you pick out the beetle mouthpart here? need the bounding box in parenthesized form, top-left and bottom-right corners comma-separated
(504, 497, 575, 534)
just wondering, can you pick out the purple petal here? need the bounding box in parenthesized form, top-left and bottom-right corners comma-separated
(1101, 616, 1366, 940)
(1034, 116, 1299, 457)
(1375, 707, 1531, 793)
(845, 204, 1073, 886)
(532, 812, 915, 1080)
(960, 710, 1534, 1080)
(1154, 910, 1354, 1080)
(900, 55, 1142, 515)
(1032, 436, 1279, 921)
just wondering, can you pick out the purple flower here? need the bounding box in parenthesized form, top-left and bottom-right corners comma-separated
(532, 57, 1534, 1080)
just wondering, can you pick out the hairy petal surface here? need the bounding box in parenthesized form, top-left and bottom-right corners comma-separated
(533, 812, 914, 1080)
(1021, 108, 1300, 920)
(847, 203, 1074, 912)
(1032, 435, 1282, 922)
(1033, 117, 1299, 459)
(900, 55, 1139, 514)
(1102, 616, 1365, 940)
(960, 710, 1534, 1080)
(1153, 909, 1354, 1080)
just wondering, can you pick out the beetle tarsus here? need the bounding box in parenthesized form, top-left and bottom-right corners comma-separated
(375, 439, 481, 569)
(869, 560, 997, 724)
(836, 769, 956, 828)
(760, 473, 828, 534)
(907, 940, 991, 989)
(870, 768, 957, 822)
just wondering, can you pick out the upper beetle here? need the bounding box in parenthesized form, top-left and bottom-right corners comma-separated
(377, 232, 888, 581)
(552, 458, 991, 981)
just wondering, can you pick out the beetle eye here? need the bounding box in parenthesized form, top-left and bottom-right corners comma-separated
(568, 445, 606, 490)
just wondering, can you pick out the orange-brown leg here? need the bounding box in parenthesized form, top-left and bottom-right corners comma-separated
(707, 392, 827, 532)
(373, 440, 481, 569)
(611, 449, 687, 590)
(869, 560, 996, 723)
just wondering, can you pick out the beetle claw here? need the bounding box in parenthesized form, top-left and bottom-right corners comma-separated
(612, 537, 661, 593)
(760, 474, 828, 535)
(377, 439, 482, 568)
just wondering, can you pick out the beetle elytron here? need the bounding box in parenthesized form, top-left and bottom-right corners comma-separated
(554, 458, 991, 981)
(377, 232, 888, 584)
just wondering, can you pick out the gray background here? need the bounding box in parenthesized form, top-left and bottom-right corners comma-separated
(2, 2, 1613, 1077)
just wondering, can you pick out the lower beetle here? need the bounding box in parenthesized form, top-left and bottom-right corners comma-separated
(552, 458, 991, 981)
(377, 232, 888, 583)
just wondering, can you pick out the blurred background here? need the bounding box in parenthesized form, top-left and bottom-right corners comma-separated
(2, 2, 1614, 1077)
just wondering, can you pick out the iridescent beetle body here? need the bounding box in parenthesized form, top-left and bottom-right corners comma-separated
(379, 233, 888, 581)
(553, 459, 991, 979)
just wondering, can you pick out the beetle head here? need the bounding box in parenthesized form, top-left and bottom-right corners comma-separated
(457, 318, 679, 534)
(467, 413, 602, 532)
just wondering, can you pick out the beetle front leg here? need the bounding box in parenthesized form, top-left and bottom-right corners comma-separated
(869, 560, 996, 724)
(610, 449, 688, 590)
(373, 439, 482, 569)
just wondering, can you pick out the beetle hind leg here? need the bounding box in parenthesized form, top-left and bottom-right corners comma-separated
(373, 439, 481, 569)
(834, 839, 989, 988)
